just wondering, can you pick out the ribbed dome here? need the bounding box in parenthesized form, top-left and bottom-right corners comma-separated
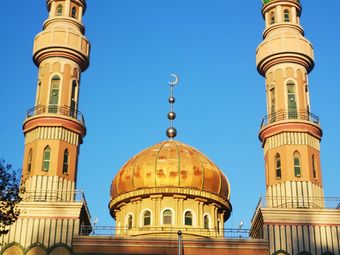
(110, 140, 230, 200)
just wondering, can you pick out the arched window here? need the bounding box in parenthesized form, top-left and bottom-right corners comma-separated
(70, 80, 77, 118)
(127, 214, 133, 229)
(204, 215, 210, 229)
(49, 75, 60, 113)
(56, 4, 63, 16)
(163, 209, 172, 225)
(184, 211, 193, 226)
(284, 9, 290, 22)
(312, 155, 317, 179)
(294, 151, 301, 177)
(63, 149, 69, 174)
(287, 81, 297, 118)
(143, 210, 151, 226)
(270, 12, 276, 24)
(27, 149, 33, 173)
(42, 146, 51, 172)
(270, 87, 276, 122)
(275, 153, 281, 179)
(71, 7, 77, 18)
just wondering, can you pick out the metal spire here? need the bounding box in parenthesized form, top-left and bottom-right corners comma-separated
(166, 74, 179, 139)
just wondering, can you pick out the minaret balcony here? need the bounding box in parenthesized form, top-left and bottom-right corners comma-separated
(261, 109, 319, 128)
(26, 105, 85, 123)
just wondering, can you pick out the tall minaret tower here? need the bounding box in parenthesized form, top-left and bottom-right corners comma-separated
(0, 0, 91, 253)
(22, 0, 89, 193)
(251, 1, 340, 254)
(257, 0, 323, 207)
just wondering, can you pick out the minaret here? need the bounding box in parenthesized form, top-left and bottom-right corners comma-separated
(257, 0, 323, 207)
(251, 1, 340, 254)
(22, 0, 89, 193)
(0, 0, 91, 252)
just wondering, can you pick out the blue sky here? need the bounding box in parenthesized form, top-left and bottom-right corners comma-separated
(1, 1, 340, 228)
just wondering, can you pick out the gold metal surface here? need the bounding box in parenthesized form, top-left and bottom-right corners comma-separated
(111, 140, 230, 199)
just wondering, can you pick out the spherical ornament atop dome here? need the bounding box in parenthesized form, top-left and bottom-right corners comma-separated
(166, 127, 177, 138)
(167, 111, 176, 120)
(169, 97, 175, 104)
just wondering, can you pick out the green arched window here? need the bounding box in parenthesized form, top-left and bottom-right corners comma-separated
(275, 153, 281, 179)
(42, 146, 51, 172)
(143, 211, 151, 226)
(284, 9, 290, 22)
(63, 149, 69, 174)
(294, 151, 301, 177)
(56, 4, 63, 16)
(184, 211, 193, 226)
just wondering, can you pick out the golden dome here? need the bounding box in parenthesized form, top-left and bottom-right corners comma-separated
(110, 140, 230, 200)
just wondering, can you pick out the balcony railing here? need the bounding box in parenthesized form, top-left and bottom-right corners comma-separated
(79, 226, 250, 239)
(26, 105, 85, 123)
(22, 189, 87, 203)
(261, 110, 319, 128)
(22, 189, 91, 219)
(252, 196, 340, 222)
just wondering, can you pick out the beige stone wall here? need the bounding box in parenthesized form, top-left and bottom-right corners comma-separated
(114, 195, 225, 238)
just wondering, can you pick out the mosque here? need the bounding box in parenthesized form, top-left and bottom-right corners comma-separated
(1, 0, 340, 254)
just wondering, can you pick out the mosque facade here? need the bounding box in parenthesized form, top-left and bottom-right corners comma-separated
(1, 0, 340, 254)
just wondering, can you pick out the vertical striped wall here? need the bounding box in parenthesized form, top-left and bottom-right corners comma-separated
(25, 127, 80, 146)
(24, 176, 75, 193)
(0, 218, 80, 251)
(265, 224, 340, 255)
(264, 132, 320, 153)
(266, 181, 324, 208)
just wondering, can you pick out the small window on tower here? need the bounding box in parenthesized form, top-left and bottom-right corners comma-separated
(63, 149, 69, 174)
(284, 9, 290, 22)
(27, 149, 33, 173)
(42, 146, 51, 172)
(56, 4, 63, 16)
(275, 153, 281, 179)
(71, 7, 77, 18)
(270, 12, 276, 24)
(312, 155, 317, 179)
(184, 211, 193, 226)
(294, 151, 301, 177)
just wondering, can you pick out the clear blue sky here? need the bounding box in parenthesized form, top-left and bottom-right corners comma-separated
(1, 1, 340, 228)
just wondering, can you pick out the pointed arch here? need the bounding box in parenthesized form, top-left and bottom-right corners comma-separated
(1, 242, 24, 255)
(42, 146, 51, 172)
(63, 149, 69, 174)
(49, 75, 61, 113)
(56, 4, 63, 16)
(286, 80, 297, 118)
(71, 7, 77, 18)
(294, 151, 301, 177)
(283, 9, 290, 22)
(27, 148, 33, 173)
(275, 153, 281, 179)
(270, 12, 276, 24)
(312, 154, 317, 179)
